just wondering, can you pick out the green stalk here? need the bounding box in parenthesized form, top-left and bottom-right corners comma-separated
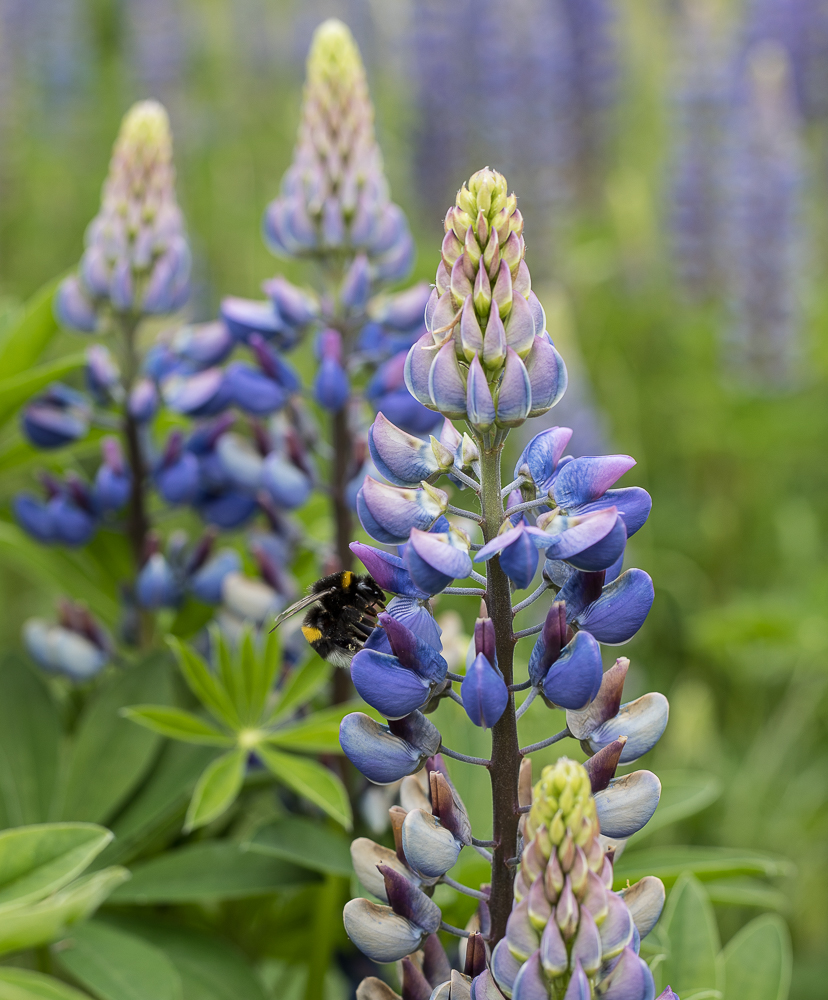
(303, 874, 348, 1000)
(478, 442, 521, 947)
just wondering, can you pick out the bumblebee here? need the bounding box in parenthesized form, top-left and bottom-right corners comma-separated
(272, 570, 387, 667)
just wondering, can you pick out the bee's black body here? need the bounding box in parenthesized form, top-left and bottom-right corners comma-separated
(274, 571, 386, 667)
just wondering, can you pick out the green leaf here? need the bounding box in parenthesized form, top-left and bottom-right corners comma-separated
(0, 824, 113, 910)
(184, 749, 246, 832)
(614, 846, 794, 888)
(659, 873, 722, 1000)
(168, 599, 215, 640)
(256, 746, 352, 830)
(60, 657, 173, 825)
(269, 657, 331, 723)
(630, 770, 722, 840)
(722, 913, 792, 1000)
(0, 655, 61, 825)
(0, 524, 118, 622)
(166, 638, 239, 730)
(0, 867, 129, 956)
(121, 707, 234, 747)
(211, 628, 244, 718)
(98, 744, 220, 868)
(265, 701, 363, 754)
(0, 968, 92, 1000)
(703, 878, 789, 911)
(55, 919, 182, 1000)
(0, 278, 61, 379)
(250, 629, 281, 722)
(0, 353, 87, 427)
(100, 915, 267, 1000)
(244, 816, 353, 876)
(108, 842, 314, 904)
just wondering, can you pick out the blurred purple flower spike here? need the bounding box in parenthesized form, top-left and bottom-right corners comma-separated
(171, 321, 234, 368)
(220, 296, 285, 344)
(55, 276, 98, 333)
(136, 552, 180, 608)
(189, 548, 242, 604)
(85, 345, 121, 403)
(128, 378, 159, 423)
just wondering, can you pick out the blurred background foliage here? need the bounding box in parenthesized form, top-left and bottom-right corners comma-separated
(0, 0, 826, 997)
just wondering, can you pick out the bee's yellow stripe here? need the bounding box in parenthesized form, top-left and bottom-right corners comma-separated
(302, 626, 323, 643)
(341, 570, 354, 587)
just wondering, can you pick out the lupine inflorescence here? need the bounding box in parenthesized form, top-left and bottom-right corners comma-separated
(337, 169, 673, 998)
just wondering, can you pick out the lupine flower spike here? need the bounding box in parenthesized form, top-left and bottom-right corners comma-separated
(332, 170, 669, 997)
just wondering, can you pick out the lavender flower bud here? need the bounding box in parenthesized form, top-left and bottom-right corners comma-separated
(313, 329, 350, 411)
(24, 600, 111, 681)
(58, 101, 190, 326)
(461, 653, 508, 729)
(264, 20, 412, 279)
(406, 168, 566, 428)
(95, 437, 132, 511)
(128, 378, 159, 423)
(21, 383, 90, 450)
(85, 345, 121, 404)
(136, 552, 180, 608)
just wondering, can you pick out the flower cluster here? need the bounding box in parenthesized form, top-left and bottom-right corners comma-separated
(404, 169, 566, 442)
(330, 168, 673, 997)
(56, 100, 190, 330)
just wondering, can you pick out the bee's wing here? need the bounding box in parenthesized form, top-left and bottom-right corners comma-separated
(270, 590, 335, 632)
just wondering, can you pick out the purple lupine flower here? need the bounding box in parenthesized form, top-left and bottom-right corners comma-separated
(15, 473, 99, 547)
(136, 550, 180, 608)
(154, 431, 200, 504)
(339, 710, 442, 785)
(85, 345, 121, 404)
(723, 43, 804, 389)
(170, 321, 234, 369)
(188, 548, 242, 605)
(56, 100, 190, 329)
(313, 329, 350, 411)
(668, 0, 729, 300)
(95, 437, 132, 511)
(20, 383, 90, 450)
(24, 599, 111, 681)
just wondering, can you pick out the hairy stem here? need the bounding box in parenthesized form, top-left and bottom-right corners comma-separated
(479, 444, 521, 948)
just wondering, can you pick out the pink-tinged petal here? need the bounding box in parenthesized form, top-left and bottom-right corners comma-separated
(504, 292, 536, 357)
(350, 542, 425, 599)
(496, 348, 532, 428)
(563, 960, 591, 1000)
(525, 336, 567, 417)
(405, 332, 438, 406)
(357, 477, 448, 545)
(577, 487, 652, 536)
(343, 898, 425, 964)
(596, 946, 655, 1000)
(475, 523, 527, 563)
(538, 508, 619, 562)
(539, 915, 567, 976)
(565, 516, 627, 573)
(406, 527, 473, 594)
(429, 341, 468, 418)
(553, 455, 636, 510)
(514, 425, 573, 486)
(585, 692, 669, 763)
(566, 658, 629, 741)
(460, 295, 484, 360)
(369, 413, 441, 487)
(511, 951, 547, 1000)
(491, 939, 522, 995)
(466, 356, 496, 430)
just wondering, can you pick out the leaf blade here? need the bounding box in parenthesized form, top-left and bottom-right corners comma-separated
(121, 707, 234, 747)
(256, 746, 352, 830)
(184, 750, 246, 832)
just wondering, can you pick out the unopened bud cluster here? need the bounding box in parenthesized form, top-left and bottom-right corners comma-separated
(405, 169, 566, 435)
(493, 759, 661, 1000)
(57, 101, 190, 329)
(265, 19, 413, 280)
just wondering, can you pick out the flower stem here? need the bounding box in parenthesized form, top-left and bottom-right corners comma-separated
(478, 444, 521, 949)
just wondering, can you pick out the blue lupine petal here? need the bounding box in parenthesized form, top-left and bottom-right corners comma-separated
(220, 296, 284, 342)
(224, 362, 286, 415)
(171, 321, 234, 368)
(357, 477, 447, 546)
(380, 612, 447, 683)
(405, 331, 438, 406)
(156, 452, 200, 504)
(374, 388, 443, 435)
(14, 495, 56, 543)
(50, 496, 97, 546)
(525, 336, 567, 417)
(189, 548, 242, 604)
(314, 355, 351, 411)
(368, 413, 441, 487)
(339, 712, 439, 784)
(163, 368, 232, 417)
(136, 553, 180, 609)
(595, 946, 655, 1000)
(352, 648, 434, 718)
(496, 347, 532, 427)
(462, 653, 508, 728)
(405, 527, 472, 595)
(498, 525, 540, 590)
(55, 276, 98, 333)
(512, 951, 549, 1000)
(564, 515, 627, 572)
(514, 425, 573, 488)
(540, 508, 619, 562)
(573, 569, 655, 645)
(466, 355, 496, 429)
(579, 487, 652, 536)
(542, 631, 603, 709)
(261, 453, 312, 510)
(95, 464, 131, 511)
(428, 341, 467, 417)
(196, 491, 258, 528)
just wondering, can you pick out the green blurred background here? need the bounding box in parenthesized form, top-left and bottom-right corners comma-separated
(0, 1, 826, 996)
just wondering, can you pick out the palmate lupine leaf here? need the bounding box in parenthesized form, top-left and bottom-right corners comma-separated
(658, 873, 723, 999)
(0, 966, 92, 999)
(129, 631, 352, 831)
(722, 913, 792, 1000)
